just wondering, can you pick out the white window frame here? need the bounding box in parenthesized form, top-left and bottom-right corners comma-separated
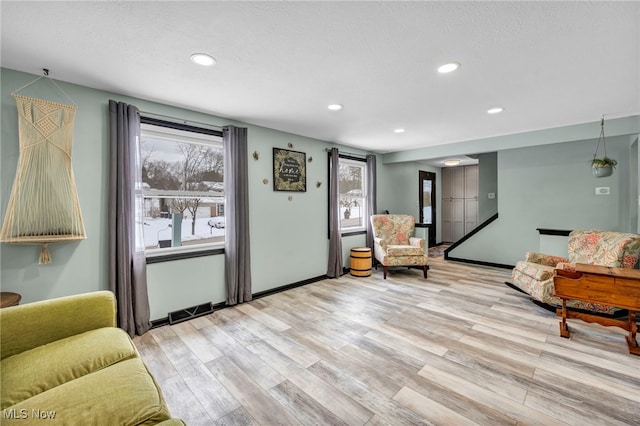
(338, 156, 368, 233)
(138, 121, 225, 259)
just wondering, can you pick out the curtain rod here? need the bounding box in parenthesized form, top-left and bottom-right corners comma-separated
(138, 110, 223, 130)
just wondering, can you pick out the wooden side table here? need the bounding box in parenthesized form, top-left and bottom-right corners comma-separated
(0, 292, 21, 308)
(554, 264, 640, 356)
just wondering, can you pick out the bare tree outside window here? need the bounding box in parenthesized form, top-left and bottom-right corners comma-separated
(139, 122, 224, 250)
(338, 158, 367, 230)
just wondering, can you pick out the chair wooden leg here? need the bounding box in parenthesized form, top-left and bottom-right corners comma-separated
(423, 265, 428, 279)
(383, 266, 388, 279)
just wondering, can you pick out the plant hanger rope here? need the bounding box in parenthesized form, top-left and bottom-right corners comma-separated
(593, 114, 607, 160)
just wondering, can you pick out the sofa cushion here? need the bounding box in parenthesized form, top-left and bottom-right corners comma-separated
(1, 327, 137, 410)
(0, 291, 116, 360)
(513, 261, 555, 282)
(386, 245, 425, 257)
(3, 358, 171, 426)
(567, 230, 640, 267)
(524, 252, 567, 266)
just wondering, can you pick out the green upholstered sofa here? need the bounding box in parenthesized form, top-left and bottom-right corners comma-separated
(0, 291, 184, 425)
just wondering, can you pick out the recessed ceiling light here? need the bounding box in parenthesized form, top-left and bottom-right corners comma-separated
(394, 128, 405, 133)
(328, 104, 343, 111)
(437, 62, 460, 73)
(443, 159, 461, 166)
(190, 53, 216, 67)
(487, 107, 504, 114)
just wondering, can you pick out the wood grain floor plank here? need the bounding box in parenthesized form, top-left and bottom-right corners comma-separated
(234, 303, 292, 332)
(206, 308, 264, 347)
(157, 374, 216, 426)
(179, 360, 242, 420)
(267, 380, 350, 426)
(244, 320, 321, 369)
(386, 305, 472, 340)
(133, 331, 178, 383)
(488, 303, 558, 328)
(135, 258, 640, 425)
(364, 327, 449, 359)
(198, 324, 286, 391)
(207, 356, 303, 425)
(247, 340, 374, 425)
(542, 334, 640, 379)
(532, 369, 640, 422)
(534, 354, 640, 404)
(392, 386, 480, 426)
(307, 360, 430, 426)
(150, 325, 205, 370)
(409, 345, 530, 405)
(336, 341, 422, 396)
(417, 365, 566, 425)
(188, 315, 218, 330)
(539, 350, 640, 390)
(363, 414, 396, 426)
(399, 369, 521, 425)
(521, 390, 625, 426)
(171, 320, 224, 363)
(461, 329, 544, 359)
(213, 407, 259, 426)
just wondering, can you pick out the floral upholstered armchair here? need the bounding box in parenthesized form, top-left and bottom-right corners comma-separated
(370, 214, 428, 279)
(511, 229, 640, 313)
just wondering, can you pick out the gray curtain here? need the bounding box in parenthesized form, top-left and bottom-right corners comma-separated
(365, 154, 377, 251)
(327, 148, 343, 277)
(223, 125, 252, 305)
(108, 100, 151, 337)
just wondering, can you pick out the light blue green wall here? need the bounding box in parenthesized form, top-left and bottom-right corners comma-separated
(629, 136, 639, 233)
(0, 68, 376, 319)
(448, 134, 638, 266)
(3, 67, 638, 318)
(377, 162, 442, 243)
(477, 152, 498, 223)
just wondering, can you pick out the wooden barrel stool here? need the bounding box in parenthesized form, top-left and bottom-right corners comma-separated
(350, 247, 372, 277)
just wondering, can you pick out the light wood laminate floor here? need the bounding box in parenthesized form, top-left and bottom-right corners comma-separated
(134, 258, 640, 425)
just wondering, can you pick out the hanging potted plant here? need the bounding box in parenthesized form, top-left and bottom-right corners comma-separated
(591, 115, 617, 178)
(591, 157, 617, 178)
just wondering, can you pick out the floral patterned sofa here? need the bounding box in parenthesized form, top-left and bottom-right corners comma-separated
(370, 214, 428, 279)
(510, 229, 640, 313)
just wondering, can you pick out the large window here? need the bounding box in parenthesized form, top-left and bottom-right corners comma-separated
(139, 119, 224, 255)
(338, 156, 367, 232)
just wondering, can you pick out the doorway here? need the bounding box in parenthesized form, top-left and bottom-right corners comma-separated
(419, 170, 436, 247)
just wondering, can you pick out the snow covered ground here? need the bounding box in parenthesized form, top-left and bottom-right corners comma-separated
(143, 217, 224, 248)
(143, 209, 362, 248)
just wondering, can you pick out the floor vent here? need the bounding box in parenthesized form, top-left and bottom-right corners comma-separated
(150, 317, 170, 329)
(168, 302, 214, 325)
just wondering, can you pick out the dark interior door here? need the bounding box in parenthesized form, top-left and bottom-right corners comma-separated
(419, 170, 437, 247)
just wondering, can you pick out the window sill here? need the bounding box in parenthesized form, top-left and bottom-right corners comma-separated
(341, 228, 367, 237)
(146, 242, 224, 264)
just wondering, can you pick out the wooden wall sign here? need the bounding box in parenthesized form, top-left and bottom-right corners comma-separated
(273, 148, 306, 192)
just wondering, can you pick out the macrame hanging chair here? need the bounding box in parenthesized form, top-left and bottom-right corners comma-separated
(0, 74, 86, 264)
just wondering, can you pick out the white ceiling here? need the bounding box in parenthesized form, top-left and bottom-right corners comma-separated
(1, 1, 639, 154)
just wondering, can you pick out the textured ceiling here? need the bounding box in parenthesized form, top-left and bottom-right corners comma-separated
(1, 1, 639, 154)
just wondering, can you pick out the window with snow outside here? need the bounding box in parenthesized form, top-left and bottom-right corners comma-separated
(139, 120, 224, 257)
